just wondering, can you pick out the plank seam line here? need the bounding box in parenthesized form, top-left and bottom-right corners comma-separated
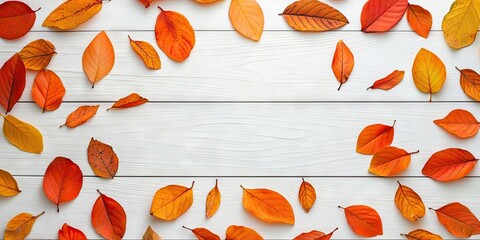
(12, 175, 480, 178)
(25, 29, 475, 33)
(17, 101, 480, 104)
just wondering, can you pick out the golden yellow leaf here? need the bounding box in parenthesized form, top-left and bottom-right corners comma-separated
(2, 114, 43, 154)
(412, 48, 446, 102)
(298, 178, 316, 213)
(401, 229, 443, 240)
(395, 181, 425, 222)
(205, 179, 221, 218)
(150, 182, 194, 220)
(82, 31, 115, 88)
(241, 185, 295, 224)
(18, 39, 56, 71)
(0, 169, 20, 197)
(143, 225, 161, 240)
(4, 211, 44, 240)
(43, 0, 103, 30)
(229, 0, 264, 41)
(129, 36, 161, 70)
(442, 0, 480, 49)
(457, 67, 480, 101)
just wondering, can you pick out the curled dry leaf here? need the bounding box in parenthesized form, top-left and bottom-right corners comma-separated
(4, 211, 44, 240)
(58, 223, 87, 240)
(401, 229, 443, 240)
(412, 48, 446, 102)
(430, 202, 480, 238)
(82, 31, 115, 88)
(129, 36, 161, 70)
(368, 147, 418, 177)
(0, 1, 38, 40)
(43, 0, 103, 30)
(241, 185, 295, 224)
(205, 179, 221, 219)
(339, 205, 383, 237)
(183, 226, 221, 240)
(0, 53, 26, 114)
(457, 67, 480, 101)
(332, 40, 354, 90)
(150, 182, 194, 220)
(32, 69, 66, 112)
(229, 0, 264, 41)
(155, 7, 195, 62)
(280, 0, 349, 32)
(356, 121, 395, 155)
(406, 4, 432, 38)
(434, 109, 480, 138)
(422, 148, 478, 182)
(60, 105, 99, 128)
(143, 225, 161, 240)
(108, 93, 149, 110)
(395, 181, 425, 222)
(88, 138, 119, 179)
(0, 169, 20, 197)
(2, 114, 43, 154)
(226, 225, 263, 240)
(367, 70, 405, 90)
(361, 0, 408, 32)
(298, 178, 316, 213)
(442, 0, 480, 49)
(293, 228, 338, 240)
(91, 190, 127, 240)
(19, 39, 56, 71)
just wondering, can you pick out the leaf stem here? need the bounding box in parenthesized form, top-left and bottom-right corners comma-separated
(57, 204, 60, 212)
(338, 83, 343, 91)
(190, 181, 195, 189)
(182, 226, 193, 231)
(428, 207, 436, 211)
(97, 189, 103, 195)
(158, 6, 163, 11)
(338, 205, 345, 209)
(215, 179, 218, 188)
(392, 120, 397, 128)
(397, 180, 402, 186)
(455, 66, 461, 72)
(400, 233, 407, 237)
(35, 211, 45, 218)
(408, 150, 420, 155)
(34, 7, 41, 12)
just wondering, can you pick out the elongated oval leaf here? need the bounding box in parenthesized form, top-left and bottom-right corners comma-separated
(4, 212, 44, 240)
(60, 105, 99, 128)
(183, 226, 221, 240)
(32, 69, 66, 112)
(412, 48, 446, 102)
(442, 0, 480, 49)
(58, 223, 87, 240)
(129, 36, 161, 70)
(340, 205, 383, 237)
(298, 178, 316, 213)
(369, 147, 418, 176)
(367, 70, 404, 90)
(293, 228, 338, 240)
(395, 181, 425, 222)
(91, 190, 127, 240)
(356, 121, 395, 155)
(226, 225, 263, 240)
(422, 148, 478, 181)
(431, 202, 480, 238)
(434, 109, 480, 138)
(150, 182, 194, 220)
(0, 1, 38, 39)
(332, 40, 354, 90)
(401, 229, 443, 240)
(0, 169, 20, 197)
(205, 179, 221, 218)
(457, 67, 480, 101)
(241, 185, 295, 224)
(108, 93, 148, 111)
(43, 0, 103, 30)
(229, 0, 264, 41)
(2, 114, 43, 153)
(361, 0, 408, 32)
(88, 138, 119, 179)
(143, 225, 161, 240)
(406, 4, 432, 38)
(0, 53, 26, 113)
(19, 39, 56, 71)
(82, 31, 115, 88)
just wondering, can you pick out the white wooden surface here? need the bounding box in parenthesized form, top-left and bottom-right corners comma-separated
(0, 0, 479, 239)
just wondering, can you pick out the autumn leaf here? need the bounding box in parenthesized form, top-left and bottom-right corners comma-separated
(0, 53, 26, 114)
(442, 0, 480, 49)
(367, 70, 405, 90)
(368, 147, 419, 177)
(32, 69, 66, 112)
(205, 179, 221, 219)
(183, 226, 221, 240)
(4, 211, 44, 240)
(88, 138, 119, 179)
(82, 31, 115, 88)
(0, 1, 38, 40)
(129, 36, 161, 70)
(60, 105, 99, 128)
(43, 0, 103, 30)
(155, 7, 195, 62)
(150, 182, 194, 220)
(58, 223, 87, 240)
(332, 40, 354, 90)
(139, 0, 156, 8)
(406, 4, 432, 38)
(339, 205, 383, 237)
(43, 157, 83, 212)
(395, 181, 425, 222)
(225, 225, 263, 240)
(196, 0, 221, 3)
(2, 114, 43, 154)
(293, 228, 338, 240)
(430, 202, 480, 238)
(298, 178, 316, 213)
(412, 48, 446, 102)
(356, 121, 395, 155)
(422, 148, 477, 182)
(457, 67, 480, 101)
(19, 39, 56, 71)
(91, 190, 127, 240)
(361, 0, 408, 32)
(108, 93, 149, 111)
(280, 0, 349, 32)
(241, 185, 295, 224)
(229, 0, 264, 41)
(143, 225, 161, 240)
(0, 169, 20, 197)
(401, 229, 443, 240)
(434, 109, 480, 138)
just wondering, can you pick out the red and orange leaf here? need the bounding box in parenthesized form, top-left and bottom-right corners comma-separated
(143, 225, 161, 240)
(61, 105, 99, 128)
(225, 225, 263, 240)
(43, 0, 103, 30)
(457, 67, 480, 101)
(129, 36, 161, 70)
(361, 0, 408, 32)
(82, 31, 115, 88)
(340, 205, 383, 237)
(229, 0, 264, 41)
(0, 169, 20, 197)
(356, 121, 395, 155)
(108, 93, 148, 110)
(293, 228, 338, 240)
(367, 70, 405, 90)
(431, 202, 480, 238)
(196, 0, 221, 3)
(422, 148, 478, 182)
(91, 190, 127, 240)
(19, 39, 56, 71)
(32, 69, 66, 112)
(368, 147, 418, 177)
(412, 48, 446, 102)
(401, 229, 443, 240)
(205, 179, 221, 219)
(298, 178, 316, 213)
(139, 0, 157, 8)
(150, 182, 194, 220)
(88, 138, 119, 179)
(332, 40, 354, 90)
(5, 212, 44, 240)
(0, 53, 26, 114)
(395, 181, 425, 222)
(241, 185, 295, 224)
(58, 223, 87, 240)
(183, 226, 221, 240)
(0, 1, 38, 39)
(406, 4, 432, 38)
(434, 109, 480, 138)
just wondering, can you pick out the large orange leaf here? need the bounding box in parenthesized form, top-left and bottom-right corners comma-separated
(367, 70, 404, 90)
(43, 0, 103, 30)
(368, 147, 418, 176)
(4, 211, 44, 240)
(412, 48, 446, 102)
(143, 225, 161, 240)
(339, 205, 383, 237)
(0, 169, 20, 197)
(293, 228, 338, 240)
(457, 67, 480, 101)
(401, 229, 443, 240)
(434, 109, 480, 138)
(88, 138, 119, 179)
(332, 40, 354, 90)
(43, 157, 83, 212)
(58, 223, 87, 240)
(225, 225, 263, 240)
(395, 181, 425, 222)
(2, 114, 43, 154)
(183, 226, 221, 240)
(129, 36, 161, 70)
(82, 31, 115, 88)
(361, 0, 408, 32)
(108, 93, 148, 111)
(280, 0, 349, 32)
(442, 0, 480, 49)
(205, 179, 221, 218)
(298, 178, 316, 213)
(19, 39, 56, 71)
(422, 148, 477, 182)
(60, 105, 99, 128)
(155, 7, 195, 62)
(0, 1, 38, 40)
(431, 202, 480, 238)
(406, 4, 432, 38)
(32, 69, 66, 112)
(150, 182, 194, 220)
(0, 53, 26, 113)
(356, 121, 395, 155)
(91, 190, 127, 240)
(241, 185, 295, 224)
(229, 0, 264, 41)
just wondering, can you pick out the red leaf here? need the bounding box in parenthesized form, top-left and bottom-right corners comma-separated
(340, 205, 383, 237)
(91, 190, 127, 240)
(361, 0, 408, 32)
(0, 53, 26, 113)
(422, 148, 478, 182)
(0, 1, 38, 39)
(58, 223, 87, 240)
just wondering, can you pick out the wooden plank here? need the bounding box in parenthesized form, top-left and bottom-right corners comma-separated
(2, 102, 479, 177)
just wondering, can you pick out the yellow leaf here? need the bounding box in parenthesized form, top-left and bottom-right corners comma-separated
(150, 182, 194, 220)
(205, 179, 221, 218)
(0, 169, 20, 197)
(82, 31, 115, 88)
(298, 178, 316, 213)
(2, 114, 43, 154)
(4, 212, 44, 240)
(229, 0, 264, 41)
(43, 0, 103, 30)
(442, 0, 480, 49)
(143, 225, 161, 240)
(395, 181, 426, 222)
(18, 39, 56, 71)
(129, 36, 161, 70)
(412, 48, 446, 102)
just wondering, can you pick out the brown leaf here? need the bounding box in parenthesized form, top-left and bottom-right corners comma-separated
(19, 39, 56, 71)
(229, 0, 264, 41)
(225, 225, 263, 240)
(401, 229, 443, 240)
(91, 190, 127, 240)
(88, 138, 119, 179)
(406, 4, 432, 38)
(82, 31, 115, 88)
(293, 228, 338, 240)
(298, 178, 316, 213)
(0, 1, 38, 39)
(4, 211, 44, 240)
(32, 69, 66, 112)
(241, 185, 295, 224)
(205, 179, 221, 218)
(430, 202, 480, 238)
(434, 109, 480, 138)
(356, 121, 395, 155)
(422, 148, 478, 182)
(143, 225, 161, 240)
(183, 226, 221, 240)
(332, 40, 354, 90)
(368, 147, 419, 177)
(0, 169, 20, 197)
(367, 70, 405, 90)
(339, 205, 383, 237)
(43, 0, 103, 30)
(60, 105, 99, 128)
(395, 181, 425, 222)
(457, 67, 480, 101)
(150, 182, 194, 220)
(108, 93, 149, 111)
(0, 53, 26, 113)
(129, 35, 161, 70)
(58, 223, 87, 240)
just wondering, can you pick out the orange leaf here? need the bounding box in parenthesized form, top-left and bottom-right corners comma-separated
(431, 202, 480, 238)
(205, 179, 221, 218)
(19, 39, 56, 71)
(0, 1, 38, 39)
(401, 229, 443, 240)
(395, 181, 425, 222)
(406, 4, 432, 38)
(2, 114, 43, 154)
(0, 53, 26, 113)
(129, 36, 161, 70)
(332, 40, 354, 90)
(108, 93, 149, 110)
(58, 223, 87, 240)
(150, 182, 194, 220)
(241, 185, 295, 224)
(340, 205, 383, 237)
(183, 226, 221, 240)
(32, 69, 66, 112)
(367, 70, 405, 90)
(361, 0, 408, 32)
(60, 105, 99, 128)
(368, 147, 418, 177)
(434, 109, 480, 138)
(293, 228, 338, 240)
(143, 225, 161, 240)
(229, 0, 264, 41)
(457, 67, 480, 101)
(88, 138, 119, 179)
(195, 0, 221, 3)
(412, 48, 446, 102)
(422, 148, 477, 182)
(225, 225, 263, 240)
(155, 7, 195, 62)
(91, 190, 127, 240)
(139, 0, 156, 8)
(5, 211, 44, 240)
(280, 0, 349, 32)
(43, 157, 83, 212)
(82, 31, 115, 88)
(298, 178, 316, 213)
(43, 0, 103, 30)
(356, 121, 395, 155)
(0, 168, 20, 197)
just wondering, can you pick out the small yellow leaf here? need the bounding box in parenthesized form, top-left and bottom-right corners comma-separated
(298, 178, 316, 213)
(395, 181, 425, 222)
(150, 182, 194, 220)
(2, 114, 43, 154)
(229, 0, 264, 41)
(412, 48, 446, 102)
(5, 212, 44, 240)
(129, 36, 161, 70)
(18, 39, 56, 71)
(205, 179, 221, 218)
(0, 169, 20, 197)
